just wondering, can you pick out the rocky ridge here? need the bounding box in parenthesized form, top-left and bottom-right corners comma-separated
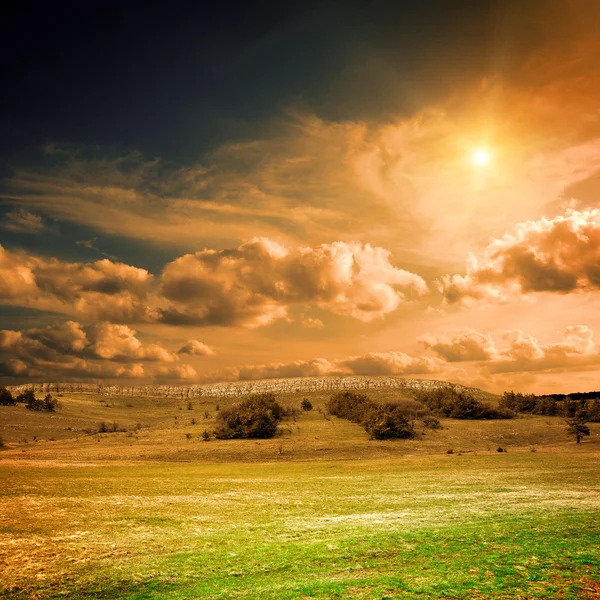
(7, 376, 496, 401)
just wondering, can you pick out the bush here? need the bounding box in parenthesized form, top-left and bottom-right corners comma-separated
(327, 393, 416, 440)
(25, 393, 57, 412)
(300, 398, 313, 411)
(326, 391, 372, 423)
(0, 388, 15, 406)
(422, 415, 442, 429)
(202, 429, 212, 441)
(214, 393, 283, 439)
(363, 404, 415, 440)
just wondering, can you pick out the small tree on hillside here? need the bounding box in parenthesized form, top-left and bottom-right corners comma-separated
(0, 388, 15, 406)
(566, 415, 591, 444)
(300, 398, 313, 411)
(16, 390, 36, 404)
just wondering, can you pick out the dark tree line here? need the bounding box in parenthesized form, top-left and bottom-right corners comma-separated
(501, 391, 600, 421)
(414, 388, 514, 420)
(0, 388, 56, 411)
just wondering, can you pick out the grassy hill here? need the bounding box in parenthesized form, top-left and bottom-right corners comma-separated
(1, 380, 598, 462)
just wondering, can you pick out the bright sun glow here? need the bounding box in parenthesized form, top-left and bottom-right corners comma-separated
(472, 148, 491, 166)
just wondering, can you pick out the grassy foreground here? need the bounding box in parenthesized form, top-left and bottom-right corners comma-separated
(1, 452, 599, 599)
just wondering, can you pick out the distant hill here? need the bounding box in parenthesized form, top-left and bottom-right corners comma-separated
(6, 376, 498, 401)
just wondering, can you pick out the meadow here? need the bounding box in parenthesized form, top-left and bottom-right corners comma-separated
(1, 390, 599, 599)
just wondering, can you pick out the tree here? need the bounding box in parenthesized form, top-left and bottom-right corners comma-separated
(566, 415, 591, 444)
(0, 388, 15, 406)
(25, 393, 57, 412)
(16, 390, 36, 404)
(300, 398, 313, 411)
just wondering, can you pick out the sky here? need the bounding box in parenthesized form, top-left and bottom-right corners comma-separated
(2, 0, 600, 394)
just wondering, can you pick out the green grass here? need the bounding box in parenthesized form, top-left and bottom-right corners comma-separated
(1, 453, 599, 599)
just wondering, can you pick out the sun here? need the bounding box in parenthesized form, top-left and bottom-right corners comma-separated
(471, 148, 491, 166)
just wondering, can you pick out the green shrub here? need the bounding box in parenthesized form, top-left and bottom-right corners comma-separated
(214, 393, 282, 439)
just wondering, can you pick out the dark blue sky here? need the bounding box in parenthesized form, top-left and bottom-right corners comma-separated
(2, 0, 543, 166)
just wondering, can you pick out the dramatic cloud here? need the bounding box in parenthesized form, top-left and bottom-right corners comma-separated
(214, 350, 441, 382)
(418, 330, 499, 362)
(2, 208, 45, 233)
(159, 237, 427, 326)
(177, 339, 215, 356)
(0, 239, 424, 328)
(0, 245, 155, 323)
(439, 209, 600, 305)
(0, 321, 193, 381)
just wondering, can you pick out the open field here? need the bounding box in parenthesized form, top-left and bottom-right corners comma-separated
(1, 389, 600, 598)
(1, 454, 599, 599)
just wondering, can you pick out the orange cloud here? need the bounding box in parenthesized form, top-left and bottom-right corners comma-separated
(177, 339, 215, 356)
(153, 364, 198, 382)
(159, 237, 426, 326)
(207, 350, 442, 382)
(418, 330, 499, 362)
(439, 209, 600, 305)
(0, 321, 191, 381)
(0, 245, 155, 323)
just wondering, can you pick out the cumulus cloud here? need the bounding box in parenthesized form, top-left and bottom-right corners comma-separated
(2, 209, 45, 233)
(488, 325, 599, 374)
(419, 325, 600, 377)
(0, 239, 424, 328)
(0, 321, 191, 381)
(418, 330, 500, 362)
(235, 358, 339, 381)
(159, 237, 427, 327)
(153, 364, 198, 382)
(0, 245, 155, 323)
(177, 339, 215, 356)
(211, 350, 441, 382)
(439, 209, 600, 305)
(337, 352, 441, 376)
